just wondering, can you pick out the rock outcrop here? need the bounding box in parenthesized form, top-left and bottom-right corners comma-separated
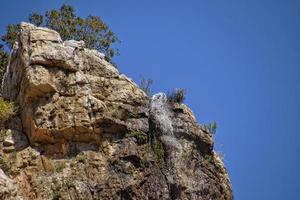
(0, 22, 232, 200)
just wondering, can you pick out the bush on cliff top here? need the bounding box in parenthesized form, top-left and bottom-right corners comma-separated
(167, 89, 186, 103)
(1, 4, 119, 62)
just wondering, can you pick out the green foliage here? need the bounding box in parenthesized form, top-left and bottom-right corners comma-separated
(0, 98, 15, 122)
(0, 45, 9, 87)
(44, 4, 78, 41)
(0, 130, 8, 141)
(1, 24, 19, 49)
(178, 137, 186, 145)
(139, 77, 153, 96)
(76, 153, 86, 163)
(128, 130, 147, 144)
(51, 178, 62, 200)
(29, 13, 44, 26)
(52, 192, 61, 200)
(64, 178, 74, 188)
(109, 106, 122, 118)
(55, 161, 66, 172)
(203, 154, 213, 164)
(167, 88, 186, 103)
(0, 157, 9, 173)
(1, 4, 119, 63)
(203, 122, 217, 134)
(152, 137, 164, 164)
(0, 4, 119, 90)
(129, 107, 140, 118)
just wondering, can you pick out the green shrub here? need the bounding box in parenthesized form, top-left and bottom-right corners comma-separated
(0, 98, 14, 122)
(167, 89, 186, 103)
(0, 157, 9, 173)
(203, 122, 217, 134)
(128, 131, 147, 144)
(0, 130, 8, 141)
(76, 153, 86, 163)
(129, 107, 140, 118)
(178, 138, 186, 145)
(52, 192, 61, 200)
(0, 46, 9, 86)
(51, 178, 62, 200)
(55, 161, 66, 172)
(152, 137, 164, 164)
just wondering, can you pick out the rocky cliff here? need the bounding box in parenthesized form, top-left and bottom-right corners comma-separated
(0, 22, 232, 200)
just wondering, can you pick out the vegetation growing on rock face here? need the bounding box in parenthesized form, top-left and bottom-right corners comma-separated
(0, 98, 14, 122)
(0, 4, 119, 85)
(76, 153, 86, 163)
(139, 77, 153, 96)
(203, 122, 218, 134)
(0, 45, 9, 87)
(0, 156, 9, 173)
(51, 178, 62, 200)
(128, 130, 148, 144)
(55, 161, 66, 173)
(151, 137, 165, 164)
(167, 88, 186, 103)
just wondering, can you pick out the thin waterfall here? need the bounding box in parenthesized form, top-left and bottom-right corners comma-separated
(151, 93, 182, 151)
(151, 93, 183, 199)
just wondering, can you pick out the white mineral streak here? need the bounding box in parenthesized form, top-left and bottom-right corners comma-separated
(151, 93, 182, 151)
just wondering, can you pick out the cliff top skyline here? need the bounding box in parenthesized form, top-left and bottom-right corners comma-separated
(1, 1, 300, 199)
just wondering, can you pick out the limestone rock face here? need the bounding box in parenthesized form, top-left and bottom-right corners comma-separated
(0, 23, 232, 200)
(3, 22, 148, 156)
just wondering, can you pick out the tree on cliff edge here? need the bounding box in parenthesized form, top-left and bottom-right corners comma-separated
(0, 4, 119, 87)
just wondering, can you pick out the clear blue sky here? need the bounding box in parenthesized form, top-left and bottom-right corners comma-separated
(1, 1, 300, 199)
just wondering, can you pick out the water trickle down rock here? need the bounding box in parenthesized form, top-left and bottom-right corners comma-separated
(150, 93, 184, 199)
(149, 93, 233, 200)
(150, 93, 182, 151)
